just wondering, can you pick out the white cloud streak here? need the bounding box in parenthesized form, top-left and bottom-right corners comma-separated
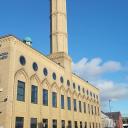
(72, 57, 128, 102)
(72, 57, 122, 80)
(95, 80, 128, 101)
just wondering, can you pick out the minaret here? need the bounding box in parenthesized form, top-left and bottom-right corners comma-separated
(49, 0, 72, 72)
(50, 0, 68, 54)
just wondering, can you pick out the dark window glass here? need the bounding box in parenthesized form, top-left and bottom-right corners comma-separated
(98, 107, 100, 115)
(95, 106, 96, 115)
(80, 122, 82, 128)
(96, 95, 98, 100)
(17, 81, 25, 101)
(67, 97, 71, 110)
(88, 104, 90, 114)
(43, 119, 48, 128)
(73, 99, 77, 111)
(73, 83, 76, 89)
(68, 121, 72, 128)
(85, 122, 87, 128)
(60, 76, 64, 83)
(43, 68, 48, 76)
(31, 85, 38, 104)
(96, 123, 98, 128)
(90, 92, 92, 97)
(52, 92, 57, 107)
(15, 117, 24, 128)
(90, 123, 91, 128)
(83, 88, 85, 93)
(43, 89, 48, 106)
(79, 101, 82, 112)
(61, 95, 64, 109)
(52, 72, 56, 80)
(53, 120, 57, 128)
(93, 123, 94, 128)
(33, 62, 38, 71)
(67, 80, 70, 86)
(31, 118, 37, 128)
(19, 56, 26, 66)
(84, 102, 86, 113)
(78, 86, 80, 92)
(87, 90, 89, 96)
(74, 121, 78, 128)
(93, 94, 95, 98)
(61, 120, 65, 128)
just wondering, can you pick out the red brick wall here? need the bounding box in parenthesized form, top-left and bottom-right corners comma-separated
(118, 113, 123, 128)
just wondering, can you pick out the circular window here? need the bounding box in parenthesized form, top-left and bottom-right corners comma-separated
(33, 62, 38, 71)
(43, 68, 48, 76)
(73, 83, 76, 89)
(67, 80, 70, 86)
(19, 56, 26, 66)
(52, 72, 56, 80)
(60, 76, 64, 83)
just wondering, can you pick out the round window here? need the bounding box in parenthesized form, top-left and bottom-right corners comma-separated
(43, 68, 48, 76)
(52, 72, 56, 80)
(19, 56, 26, 66)
(33, 62, 38, 71)
(60, 76, 64, 83)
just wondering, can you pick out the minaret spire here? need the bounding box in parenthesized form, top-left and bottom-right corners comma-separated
(50, 0, 68, 54)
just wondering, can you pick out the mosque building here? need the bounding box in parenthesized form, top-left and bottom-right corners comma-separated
(0, 0, 101, 128)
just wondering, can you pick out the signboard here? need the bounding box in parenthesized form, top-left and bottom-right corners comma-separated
(0, 52, 8, 60)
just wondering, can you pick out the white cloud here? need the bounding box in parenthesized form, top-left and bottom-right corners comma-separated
(72, 57, 128, 102)
(95, 80, 128, 101)
(72, 57, 122, 80)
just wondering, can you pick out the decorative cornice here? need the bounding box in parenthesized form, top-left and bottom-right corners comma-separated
(48, 52, 72, 62)
(50, 32, 68, 37)
(50, 11, 67, 17)
(0, 35, 17, 44)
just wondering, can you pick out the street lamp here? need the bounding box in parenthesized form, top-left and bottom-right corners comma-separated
(109, 99, 111, 113)
(109, 100, 115, 128)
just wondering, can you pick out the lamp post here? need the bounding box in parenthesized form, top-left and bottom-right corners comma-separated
(109, 100, 115, 128)
(109, 99, 111, 113)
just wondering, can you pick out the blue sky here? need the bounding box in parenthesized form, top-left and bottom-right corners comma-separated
(0, 0, 128, 116)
